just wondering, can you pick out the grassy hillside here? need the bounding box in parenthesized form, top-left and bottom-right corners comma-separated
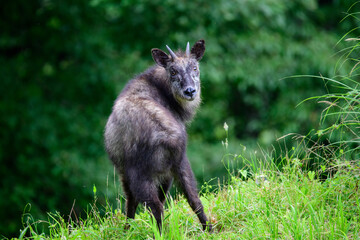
(13, 156, 360, 239)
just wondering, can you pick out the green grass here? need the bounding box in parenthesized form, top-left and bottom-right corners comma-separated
(12, 156, 360, 239)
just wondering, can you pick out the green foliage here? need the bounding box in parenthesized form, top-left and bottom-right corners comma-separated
(0, 0, 119, 236)
(1, 0, 359, 237)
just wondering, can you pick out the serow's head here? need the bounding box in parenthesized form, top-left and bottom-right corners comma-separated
(151, 40, 205, 101)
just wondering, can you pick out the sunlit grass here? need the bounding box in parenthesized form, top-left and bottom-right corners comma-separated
(13, 152, 359, 240)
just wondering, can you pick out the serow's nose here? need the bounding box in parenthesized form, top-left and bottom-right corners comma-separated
(184, 87, 196, 97)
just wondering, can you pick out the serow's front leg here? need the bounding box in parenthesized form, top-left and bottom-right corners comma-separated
(175, 156, 212, 232)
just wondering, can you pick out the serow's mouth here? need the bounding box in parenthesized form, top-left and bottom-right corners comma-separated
(184, 95, 195, 101)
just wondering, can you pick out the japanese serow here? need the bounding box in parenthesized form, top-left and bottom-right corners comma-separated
(104, 40, 212, 232)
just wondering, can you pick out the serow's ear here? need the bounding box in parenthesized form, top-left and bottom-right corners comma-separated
(191, 39, 205, 61)
(151, 48, 170, 68)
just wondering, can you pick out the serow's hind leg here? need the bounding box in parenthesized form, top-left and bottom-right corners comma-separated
(122, 178, 139, 229)
(127, 173, 164, 232)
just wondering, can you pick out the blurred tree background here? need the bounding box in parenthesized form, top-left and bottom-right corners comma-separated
(0, 0, 358, 237)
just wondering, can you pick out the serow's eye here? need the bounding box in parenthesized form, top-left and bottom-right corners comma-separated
(170, 69, 177, 76)
(193, 66, 197, 71)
